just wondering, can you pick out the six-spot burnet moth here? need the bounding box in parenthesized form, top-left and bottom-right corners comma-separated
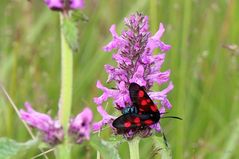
(113, 83, 181, 134)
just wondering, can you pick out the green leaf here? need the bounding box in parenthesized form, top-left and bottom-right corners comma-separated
(89, 135, 121, 159)
(152, 135, 172, 159)
(0, 137, 38, 159)
(71, 11, 89, 23)
(62, 18, 79, 52)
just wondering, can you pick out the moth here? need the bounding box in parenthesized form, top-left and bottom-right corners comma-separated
(112, 83, 160, 133)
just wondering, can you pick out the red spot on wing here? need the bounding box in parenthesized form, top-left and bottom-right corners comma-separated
(144, 120, 153, 125)
(150, 105, 158, 112)
(138, 90, 144, 97)
(139, 108, 144, 112)
(136, 123, 141, 126)
(134, 117, 140, 123)
(124, 121, 131, 128)
(141, 100, 147, 106)
(146, 99, 151, 103)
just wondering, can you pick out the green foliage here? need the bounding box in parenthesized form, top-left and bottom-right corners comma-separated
(152, 135, 172, 159)
(71, 11, 89, 23)
(220, 119, 239, 159)
(0, 138, 38, 159)
(90, 135, 121, 159)
(62, 18, 79, 52)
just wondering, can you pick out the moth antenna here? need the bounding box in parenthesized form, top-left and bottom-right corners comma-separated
(31, 148, 55, 159)
(161, 116, 182, 120)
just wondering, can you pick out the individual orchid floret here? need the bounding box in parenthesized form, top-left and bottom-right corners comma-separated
(20, 102, 64, 146)
(94, 13, 173, 139)
(93, 106, 115, 131)
(68, 107, 93, 144)
(44, 0, 84, 11)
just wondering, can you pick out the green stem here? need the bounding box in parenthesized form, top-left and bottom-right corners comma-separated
(55, 144, 71, 159)
(59, 13, 73, 132)
(128, 137, 140, 159)
(55, 13, 73, 159)
(96, 132, 101, 159)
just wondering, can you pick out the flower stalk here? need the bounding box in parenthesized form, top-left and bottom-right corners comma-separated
(56, 13, 73, 159)
(59, 13, 73, 133)
(128, 137, 140, 159)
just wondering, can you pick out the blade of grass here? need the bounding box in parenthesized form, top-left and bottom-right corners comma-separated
(175, 0, 192, 158)
(0, 83, 49, 159)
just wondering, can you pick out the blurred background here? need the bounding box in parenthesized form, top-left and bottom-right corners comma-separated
(0, 0, 239, 159)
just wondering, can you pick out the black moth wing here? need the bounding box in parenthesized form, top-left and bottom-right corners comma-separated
(129, 83, 160, 115)
(112, 113, 159, 133)
(112, 83, 161, 133)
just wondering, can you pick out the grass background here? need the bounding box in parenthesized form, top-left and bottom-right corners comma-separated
(0, 0, 239, 158)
